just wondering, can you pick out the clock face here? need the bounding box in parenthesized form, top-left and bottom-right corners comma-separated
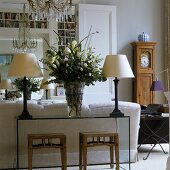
(140, 53, 150, 68)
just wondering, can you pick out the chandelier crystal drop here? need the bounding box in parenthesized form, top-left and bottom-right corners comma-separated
(13, 4, 37, 53)
(27, 0, 72, 21)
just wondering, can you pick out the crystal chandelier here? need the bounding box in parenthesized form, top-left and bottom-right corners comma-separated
(27, 0, 72, 21)
(13, 4, 37, 52)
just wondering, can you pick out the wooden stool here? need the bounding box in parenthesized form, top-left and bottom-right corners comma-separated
(79, 132, 119, 170)
(28, 133, 67, 170)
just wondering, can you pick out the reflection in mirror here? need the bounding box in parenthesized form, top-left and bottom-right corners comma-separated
(0, 38, 45, 100)
(0, 54, 13, 79)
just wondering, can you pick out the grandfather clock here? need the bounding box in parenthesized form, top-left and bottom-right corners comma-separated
(131, 42, 157, 105)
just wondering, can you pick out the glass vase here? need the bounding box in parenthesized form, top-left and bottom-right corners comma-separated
(64, 82, 84, 117)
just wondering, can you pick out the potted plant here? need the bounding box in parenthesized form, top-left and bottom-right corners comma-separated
(12, 78, 40, 100)
(7, 91, 22, 100)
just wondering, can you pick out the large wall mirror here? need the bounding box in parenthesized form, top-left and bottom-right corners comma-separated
(0, 38, 45, 99)
(0, 38, 44, 74)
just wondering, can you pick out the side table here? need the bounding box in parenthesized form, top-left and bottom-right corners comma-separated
(138, 115, 169, 160)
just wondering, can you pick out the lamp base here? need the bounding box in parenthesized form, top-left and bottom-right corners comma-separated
(18, 111, 32, 120)
(110, 110, 124, 117)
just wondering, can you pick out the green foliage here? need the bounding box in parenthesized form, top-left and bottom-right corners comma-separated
(41, 34, 106, 86)
(12, 78, 40, 93)
(7, 91, 22, 99)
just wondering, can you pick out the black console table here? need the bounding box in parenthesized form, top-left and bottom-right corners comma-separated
(16, 116, 130, 170)
(138, 115, 169, 160)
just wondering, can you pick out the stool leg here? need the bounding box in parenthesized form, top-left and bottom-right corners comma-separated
(83, 146, 87, 170)
(115, 135, 119, 170)
(28, 138, 33, 170)
(79, 135, 82, 170)
(110, 136, 114, 169)
(82, 135, 88, 170)
(60, 138, 67, 170)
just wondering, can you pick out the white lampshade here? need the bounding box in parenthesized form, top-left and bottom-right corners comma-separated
(40, 78, 55, 90)
(102, 54, 134, 78)
(0, 79, 13, 90)
(8, 53, 43, 78)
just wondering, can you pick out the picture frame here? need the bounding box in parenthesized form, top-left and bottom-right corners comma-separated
(56, 86, 65, 96)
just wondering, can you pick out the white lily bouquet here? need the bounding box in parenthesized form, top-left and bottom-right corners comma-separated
(42, 31, 106, 117)
(42, 31, 106, 87)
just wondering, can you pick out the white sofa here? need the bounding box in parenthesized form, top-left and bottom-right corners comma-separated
(0, 98, 140, 169)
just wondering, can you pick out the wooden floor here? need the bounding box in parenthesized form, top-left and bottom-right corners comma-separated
(22, 144, 169, 170)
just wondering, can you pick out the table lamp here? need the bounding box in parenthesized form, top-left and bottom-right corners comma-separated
(150, 78, 164, 91)
(0, 79, 13, 100)
(40, 78, 55, 100)
(8, 53, 43, 119)
(150, 68, 169, 92)
(102, 54, 134, 117)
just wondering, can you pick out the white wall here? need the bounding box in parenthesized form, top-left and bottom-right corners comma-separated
(0, 0, 164, 103)
(74, 0, 164, 103)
